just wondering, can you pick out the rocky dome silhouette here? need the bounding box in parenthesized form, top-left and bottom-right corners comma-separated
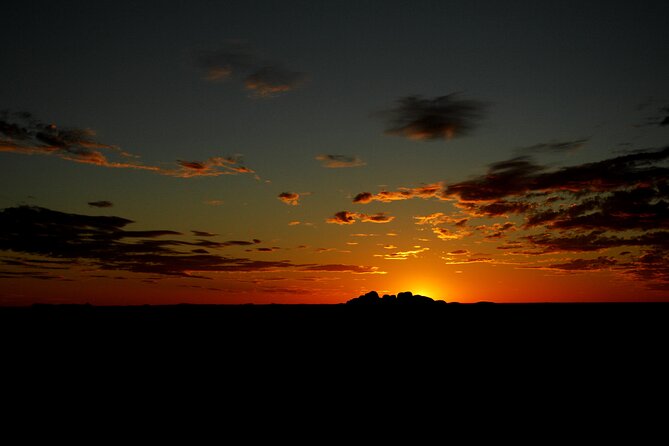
(345, 291, 445, 305)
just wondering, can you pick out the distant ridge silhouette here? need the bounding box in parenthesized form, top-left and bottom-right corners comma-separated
(345, 290, 446, 305)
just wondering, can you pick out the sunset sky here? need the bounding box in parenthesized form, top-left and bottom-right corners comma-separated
(2, 0, 668, 304)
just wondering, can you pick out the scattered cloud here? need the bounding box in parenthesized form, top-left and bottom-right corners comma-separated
(516, 138, 588, 154)
(171, 156, 255, 178)
(442, 256, 493, 265)
(354, 183, 443, 203)
(88, 200, 113, 208)
(0, 111, 256, 179)
(414, 212, 463, 225)
(192, 230, 217, 237)
(379, 93, 487, 141)
(448, 249, 469, 255)
(315, 154, 366, 168)
(299, 264, 384, 274)
(195, 42, 307, 97)
(278, 192, 300, 206)
(0, 205, 383, 278)
(526, 256, 617, 272)
(346, 145, 669, 288)
(288, 220, 301, 226)
(244, 66, 307, 98)
(637, 105, 669, 127)
(327, 211, 395, 225)
(375, 246, 429, 260)
(204, 199, 224, 206)
(432, 227, 468, 240)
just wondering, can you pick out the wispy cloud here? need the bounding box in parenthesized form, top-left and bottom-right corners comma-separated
(379, 93, 487, 141)
(0, 111, 256, 179)
(375, 246, 429, 260)
(195, 42, 307, 98)
(172, 157, 255, 178)
(441, 256, 493, 265)
(244, 66, 307, 98)
(326, 211, 395, 225)
(516, 138, 588, 154)
(88, 200, 113, 208)
(300, 264, 384, 274)
(192, 230, 217, 237)
(636, 105, 669, 127)
(315, 154, 366, 168)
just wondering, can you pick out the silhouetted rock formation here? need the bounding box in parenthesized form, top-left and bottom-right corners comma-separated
(346, 290, 444, 305)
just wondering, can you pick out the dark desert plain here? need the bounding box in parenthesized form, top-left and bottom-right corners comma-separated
(2, 1, 669, 360)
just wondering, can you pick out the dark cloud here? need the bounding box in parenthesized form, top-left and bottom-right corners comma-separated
(0, 205, 381, 279)
(517, 138, 588, 154)
(0, 270, 66, 280)
(444, 156, 546, 201)
(88, 201, 113, 208)
(380, 93, 487, 141)
(195, 42, 306, 97)
(278, 192, 300, 206)
(253, 247, 279, 252)
(192, 230, 217, 237)
(244, 66, 307, 98)
(624, 249, 669, 290)
(1, 257, 70, 269)
(457, 200, 534, 217)
(327, 211, 357, 225)
(326, 211, 395, 225)
(300, 264, 383, 274)
(536, 257, 617, 271)
(315, 154, 366, 168)
(525, 231, 669, 253)
(637, 105, 669, 127)
(0, 111, 256, 178)
(195, 43, 257, 81)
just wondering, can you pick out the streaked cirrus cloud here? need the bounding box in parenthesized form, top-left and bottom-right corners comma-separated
(315, 154, 366, 168)
(516, 138, 589, 154)
(88, 200, 113, 208)
(0, 111, 256, 179)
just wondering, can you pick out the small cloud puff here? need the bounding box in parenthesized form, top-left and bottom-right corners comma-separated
(326, 211, 395, 225)
(278, 192, 300, 206)
(315, 154, 366, 168)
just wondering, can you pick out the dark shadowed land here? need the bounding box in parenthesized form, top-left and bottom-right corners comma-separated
(2, 291, 668, 343)
(3, 292, 668, 390)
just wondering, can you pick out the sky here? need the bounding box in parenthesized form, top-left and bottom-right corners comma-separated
(1, 0, 668, 305)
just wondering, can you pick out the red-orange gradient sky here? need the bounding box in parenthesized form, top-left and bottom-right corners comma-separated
(1, 1, 668, 304)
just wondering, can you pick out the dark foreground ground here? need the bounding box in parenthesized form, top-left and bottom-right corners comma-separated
(3, 301, 667, 348)
(2, 302, 668, 411)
